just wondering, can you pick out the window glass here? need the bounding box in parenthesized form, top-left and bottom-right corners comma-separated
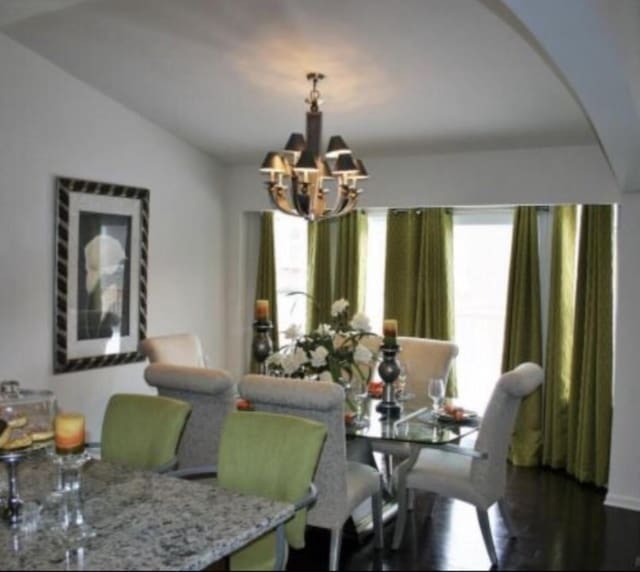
(364, 210, 388, 334)
(273, 212, 308, 347)
(453, 210, 513, 413)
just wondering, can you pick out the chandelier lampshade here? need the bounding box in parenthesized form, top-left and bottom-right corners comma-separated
(260, 73, 367, 221)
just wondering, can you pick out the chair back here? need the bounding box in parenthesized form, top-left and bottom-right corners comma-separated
(140, 333, 205, 367)
(219, 410, 326, 570)
(239, 375, 350, 529)
(101, 393, 191, 471)
(397, 336, 459, 408)
(144, 364, 235, 468)
(470, 362, 544, 503)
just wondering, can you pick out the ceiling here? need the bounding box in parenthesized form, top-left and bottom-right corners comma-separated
(0, 0, 596, 164)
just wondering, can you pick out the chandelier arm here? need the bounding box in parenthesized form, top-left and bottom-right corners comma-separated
(268, 184, 298, 216)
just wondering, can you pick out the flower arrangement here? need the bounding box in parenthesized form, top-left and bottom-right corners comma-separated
(266, 298, 379, 406)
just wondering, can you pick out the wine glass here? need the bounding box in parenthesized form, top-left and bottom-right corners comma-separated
(395, 361, 414, 401)
(428, 378, 445, 419)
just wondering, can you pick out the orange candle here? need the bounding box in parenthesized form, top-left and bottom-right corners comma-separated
(55, 413, 86, 455)
(255, 299, 269, 321)
(383, 319, 398, 339)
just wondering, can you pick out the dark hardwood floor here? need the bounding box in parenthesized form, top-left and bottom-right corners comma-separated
(288, 466, 640, 570)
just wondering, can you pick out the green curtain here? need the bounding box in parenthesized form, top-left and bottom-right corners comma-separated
(502, 206, 543, 467)
(542, 205, 577, 469)
(384, 208, 457, 396)
(334, 211, 368, 317)
(567, 205, 613, 487)
(307, 220, 333, 330)
(252, 212, 279, 373)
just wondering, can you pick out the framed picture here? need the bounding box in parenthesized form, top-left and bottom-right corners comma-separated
(54, 177, 150, 373)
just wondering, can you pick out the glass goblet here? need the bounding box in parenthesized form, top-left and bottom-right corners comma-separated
(395, 361, 414, 401)
(428, 377, 446, 419)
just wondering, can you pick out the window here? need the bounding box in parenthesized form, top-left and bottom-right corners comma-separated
(364, 210, 388, 334)
(271, 208, 514, 414)
(273, 212, 308, 347)
(453, 210, 513, 413)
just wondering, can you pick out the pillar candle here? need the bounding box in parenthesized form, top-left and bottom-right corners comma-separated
(383, 319, 398, 339)
(256, 300, 269, 320)
(55, 412, 86, 455)
(255, 299, 269, 321)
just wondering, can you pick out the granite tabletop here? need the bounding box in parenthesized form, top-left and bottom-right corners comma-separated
(0, 457, 294, 570)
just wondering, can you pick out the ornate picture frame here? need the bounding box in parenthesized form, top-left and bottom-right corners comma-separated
(54, 177, 149, 373)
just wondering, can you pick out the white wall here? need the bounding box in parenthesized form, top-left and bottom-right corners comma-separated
(224, 144, 619, 375)
(0, 34, 227, 438)
(224, 144, 640, 512)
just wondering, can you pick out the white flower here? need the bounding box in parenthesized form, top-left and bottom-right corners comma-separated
(316, 323, 334, 336)
(293, 347, 308, 365)
(318, 371, 333, 382)
(281, 354, 297, 375)
(266, 352, 283, 367)
(310, 346, 329, 368)
(350, 312, 371, 332)
(331, 298, 350, 317)
(284, 323, 303, 341)
(354, 344, 373, 364)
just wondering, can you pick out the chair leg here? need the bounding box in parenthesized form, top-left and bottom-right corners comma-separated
(408, 488, 416, 511)
(498, 498, 517, 539)
(425, 492, 437, 519)
(391, 478, 409, 550)
(329, 527, 342, 572)
(476, 508, 498, 567)
(382, 454, 394, 493)
(372, 488, 384, 549)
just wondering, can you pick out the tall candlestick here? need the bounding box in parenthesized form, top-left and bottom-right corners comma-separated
(255, 299, 269, 321)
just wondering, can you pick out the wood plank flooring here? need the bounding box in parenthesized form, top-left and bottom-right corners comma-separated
(288, 466, 640, 570)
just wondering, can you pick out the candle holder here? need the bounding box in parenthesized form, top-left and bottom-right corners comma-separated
(252, 319, 274, 374)
(375, 342, 402, 419)
(50, 452, 96, 547)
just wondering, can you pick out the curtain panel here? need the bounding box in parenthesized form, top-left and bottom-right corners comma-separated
(502, 206, 543, 467)
(542, 205, 577, 469)
(567, 205, 613, 487)
(384, 208, 457, 396)
(252, 212, 279, 372)
(333, 211, 368, 318)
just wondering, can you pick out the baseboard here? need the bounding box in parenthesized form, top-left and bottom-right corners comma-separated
(604, 493, 640, 512)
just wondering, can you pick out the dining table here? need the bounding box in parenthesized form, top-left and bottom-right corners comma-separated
(345, 397, 483, 538)
(0, 456, 294, 571)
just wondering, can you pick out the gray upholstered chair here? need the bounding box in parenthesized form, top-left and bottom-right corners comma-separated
(144, 364, 235, 469)
(140, 333, 206, 367)
(239, 375, 384, 572)
(391, 362, 544, 567)
(141, 334, 235, 470)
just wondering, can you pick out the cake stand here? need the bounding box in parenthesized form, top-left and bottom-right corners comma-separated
(0, 441, 52, 527)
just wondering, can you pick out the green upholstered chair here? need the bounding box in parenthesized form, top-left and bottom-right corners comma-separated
(100, 393, 191, 472)
(175, 410, 327, 571)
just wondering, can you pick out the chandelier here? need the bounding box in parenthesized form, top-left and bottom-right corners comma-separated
(260, 73, 368, 221)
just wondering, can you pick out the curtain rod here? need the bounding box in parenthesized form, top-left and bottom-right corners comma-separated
(388, 205, 550, 215)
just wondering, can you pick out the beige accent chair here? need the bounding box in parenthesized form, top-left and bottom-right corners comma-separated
(140, 333, 206, 367)
(397, 336, 459, 410)
(239, 375, 384, 572)
(374, 336, 459, 463)
(391, 362, 544, 567)
(141, 334, 235, 470)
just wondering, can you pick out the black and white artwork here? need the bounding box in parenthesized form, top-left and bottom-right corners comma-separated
(55, 177, 149, 373)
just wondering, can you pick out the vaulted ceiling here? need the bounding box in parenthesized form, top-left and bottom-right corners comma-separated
(0, 0, 597, 165)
